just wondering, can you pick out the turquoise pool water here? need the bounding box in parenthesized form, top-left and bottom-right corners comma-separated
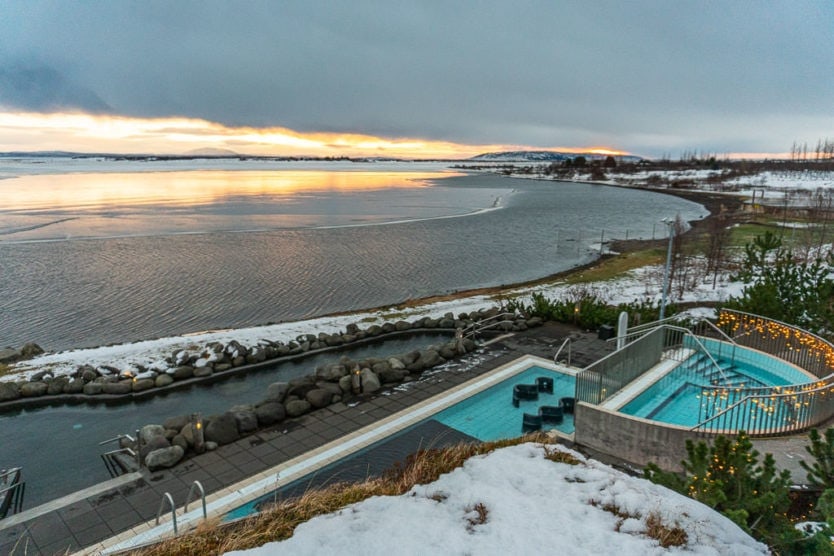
(435, 366, 576, 438)
(620, 344, 813, 427)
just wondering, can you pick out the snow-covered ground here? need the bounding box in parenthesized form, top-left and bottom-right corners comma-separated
(2, 263, 742, 382)
(225, 443, 768, 555)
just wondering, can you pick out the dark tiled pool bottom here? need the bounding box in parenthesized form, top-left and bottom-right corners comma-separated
(228, 420, 477, 520)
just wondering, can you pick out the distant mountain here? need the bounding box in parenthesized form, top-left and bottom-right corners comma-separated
(181, 147, 240, 157)
(469, 150, 642, 163)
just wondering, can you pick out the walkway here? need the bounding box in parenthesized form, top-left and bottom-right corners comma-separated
(0, 323, 611, 555)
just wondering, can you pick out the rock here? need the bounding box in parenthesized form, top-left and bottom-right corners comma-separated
(255, 401, 286, 426)
(102, 381, 133, 395)
(438, 317, 455, 328)
(315, 364, 346, 382)
(388, 357, 406, 370)
(47, 376, 69, 395)
(0, 348, 21, 363)
(81, 368, 99, 382)
(230, 405, 258, 434)
(381, 322, 395, 333)
(378, 367, 406, 384)
(171, 435, 189, 452)
(171, 366, 194, 380)
(359, 368, 381, 393)
(371, 361, 391, 376)
(423, 318, 439, 328)
(338, 375, 353, 393)
(63, 378, 85, 394)
(265, 382, 289, 403)
(527, 316, 543, 327)
(366, 325, 382, 336)
(155, 374, 174, 387)
(164, 414, 192, 431)
(394, 320, 411, 331)
(214, 363, 232, 372)
(82, 382, 103, 395)
(345, 323, 360, 335)
(205, 413, 240, 445)
(285, 399, 311, 417)
(305, 388, 333, 409)
(132, 378, 156, 392)
(205, 441, 218, 451)
(232, 356, 246, 367)
(19, 381, 47, 397)
(145, 445, 184, 471)
(140, 424, 167, 443)
(0, 382, 20, 401)
(31, 370, 53, 381)
(315, 382, 343, 396)
(419, 349, 443, 368)
(439, 345, 457, 360)
(193, 366, 213, 378)
(287, 377, 317, 399)
(139, 434, 170, 462)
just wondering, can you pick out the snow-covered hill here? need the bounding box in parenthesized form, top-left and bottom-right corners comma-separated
(469, 150, 643, 163)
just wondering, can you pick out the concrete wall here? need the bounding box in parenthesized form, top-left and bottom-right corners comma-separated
(574, 401, 712, 472)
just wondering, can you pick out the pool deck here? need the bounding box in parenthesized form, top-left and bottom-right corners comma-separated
(0, 323, 825, 555)
(0, 322, 611, 556)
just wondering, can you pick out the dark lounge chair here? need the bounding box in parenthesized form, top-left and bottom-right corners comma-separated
(536, 376, 554, 394)
(538, 405, 564, 424)
(560, 397, 575, 414)
(522, 413, 542, 433)
(512, 383, 539, 406)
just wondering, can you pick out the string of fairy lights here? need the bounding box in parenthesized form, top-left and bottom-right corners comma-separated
(692, 310, 834, 433)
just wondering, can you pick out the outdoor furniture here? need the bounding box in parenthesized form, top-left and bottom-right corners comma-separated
(522, 413, 542, 433)
(536, 376, 554, 394)
(560, 397, 575, 414)
(512, 384, 539, 407)
(539, 405, 564, 424)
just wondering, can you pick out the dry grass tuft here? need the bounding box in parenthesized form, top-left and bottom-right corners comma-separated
(542, 445, 581, 465)
(133, 435, 554, 555)
(645, 512, 688, 548)
(464, 502, 489, 532)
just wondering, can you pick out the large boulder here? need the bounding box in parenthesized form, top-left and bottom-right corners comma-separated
(46, 376, 69, 395)
(139, 434, 171, 462)
(205, 413, 240, 445)
(20, 342, 44, 358)
(265, 382, 289, 402)
(0, 382, 20, 401)
(359, 368, 381, 393)
(285, 399, 311, 417)
(63, 378, 85, 394)
(305, 388, 333, 409)
(20, 381, 48, 397)
(82, 382, 103, 395)
(145, 445, 185, 471)
(164, 414, 192, 431)
(315, 364, 347, 382)
(255, 401, 286, 426)
(140, 424, 167, 444)
(229, 405, 258, 434)
(102, 381, 133, 395)
(419, 349, 443, 368)
(378, 367, 406, 384)
(171, 366, 194, 380)
(155, 374, 174, 388)
(0, 348, 21, 364)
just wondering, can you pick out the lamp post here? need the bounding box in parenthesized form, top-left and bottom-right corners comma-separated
(659, 217, 675, 321)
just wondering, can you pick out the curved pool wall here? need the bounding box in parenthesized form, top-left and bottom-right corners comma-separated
(618, 340, 818, 427)
(0, 333, 452, 509)
(687, 337, 816, 385)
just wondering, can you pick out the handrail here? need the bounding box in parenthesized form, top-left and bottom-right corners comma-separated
(184, 480, 207, 519)
(155, 492, 178, 536)
(461, 311, 518, 340)
(553, 337, 572, 366)
(0, 467, 25, 519)
(663, 325, 729, 384)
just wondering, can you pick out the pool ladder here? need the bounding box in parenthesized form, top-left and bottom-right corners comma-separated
(155, 480, 207, 536)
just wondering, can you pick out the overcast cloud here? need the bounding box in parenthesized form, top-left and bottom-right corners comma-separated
(0, 0, 832, 157)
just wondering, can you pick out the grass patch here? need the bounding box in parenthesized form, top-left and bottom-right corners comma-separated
(464, 502, 489, 532)
(543, 445, 582, 465)
(645, 512, 688, 548)
(135, 434, 554, 555)
(0, 362, 11, 378)
(563, 248, 663, 284)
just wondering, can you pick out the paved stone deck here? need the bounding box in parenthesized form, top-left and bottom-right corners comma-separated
(0, 322, 824, 555)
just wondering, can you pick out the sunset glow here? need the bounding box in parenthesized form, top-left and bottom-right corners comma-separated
(0, 110, 628, 160)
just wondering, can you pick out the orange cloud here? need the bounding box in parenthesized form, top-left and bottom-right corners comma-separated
(0, 110, 629, 160)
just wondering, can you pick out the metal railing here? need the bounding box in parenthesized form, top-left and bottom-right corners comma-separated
(99, 432, 140, 477)
(461, 311, 518, 341)
(0, 467, 24, 519)
(154, 481, 208, 537)
(553, 337, 572, 366)
(717, 309, 834, 378)
(156, 492, 178, 536)
(576, 326, 668, 404)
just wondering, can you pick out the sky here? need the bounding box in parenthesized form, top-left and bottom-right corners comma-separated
(0, 1, 832, 159)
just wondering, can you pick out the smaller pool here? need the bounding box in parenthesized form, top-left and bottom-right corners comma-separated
(435, 366, 576, 438)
